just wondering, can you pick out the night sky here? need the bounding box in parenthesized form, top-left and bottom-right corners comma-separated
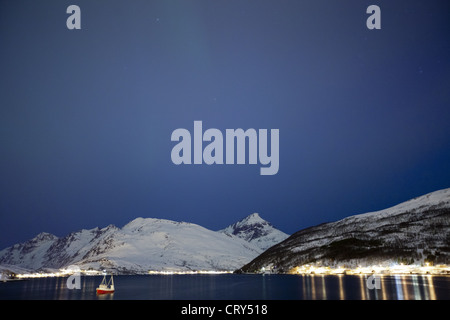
(1, 1, 449, 249)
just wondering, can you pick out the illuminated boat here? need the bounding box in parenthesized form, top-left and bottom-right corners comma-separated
(96, 274, 115, 294)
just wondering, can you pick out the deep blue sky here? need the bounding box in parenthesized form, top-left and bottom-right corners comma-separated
(1, 1, 449, 249)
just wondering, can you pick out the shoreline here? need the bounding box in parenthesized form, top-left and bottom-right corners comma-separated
(8, 266, 450, 279)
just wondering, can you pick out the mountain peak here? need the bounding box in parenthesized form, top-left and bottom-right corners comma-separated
(232, 213, 266, 227)
(220, 213, 289, 251)
(249, 213, 261, 218)
(33, 232, 58, 242)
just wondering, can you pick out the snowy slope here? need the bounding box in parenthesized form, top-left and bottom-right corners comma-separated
(78, 218, 262, 272)
(0, 226, 119, 271)
(219, 213, 289, 251)
(0, 216, 268, 273)
(0, 232, 58, 270)
(239, 188, 450, 273)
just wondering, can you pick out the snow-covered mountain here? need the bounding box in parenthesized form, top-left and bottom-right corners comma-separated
(239, 188, 450, 273)
(0, 214, 287, 274)
(219, 213, 289, 251)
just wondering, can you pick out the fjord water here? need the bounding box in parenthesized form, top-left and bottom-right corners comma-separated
(0, 274, 448, 300)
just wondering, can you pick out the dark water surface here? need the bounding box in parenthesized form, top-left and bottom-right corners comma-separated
(0, 274, 448, 300)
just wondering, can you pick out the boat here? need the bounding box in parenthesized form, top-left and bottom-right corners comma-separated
(96, 273, 115, 294)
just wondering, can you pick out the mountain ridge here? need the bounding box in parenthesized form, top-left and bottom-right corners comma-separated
(0, 213, 287, 274)
(238, 188, 450, 273)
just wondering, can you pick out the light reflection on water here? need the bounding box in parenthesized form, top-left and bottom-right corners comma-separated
(297, 274, 446, 300)
(0, 274, 448, 300)
(297, 274, 442, 300)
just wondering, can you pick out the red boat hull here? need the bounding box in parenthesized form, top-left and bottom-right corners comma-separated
(96, 289, 114, 294)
